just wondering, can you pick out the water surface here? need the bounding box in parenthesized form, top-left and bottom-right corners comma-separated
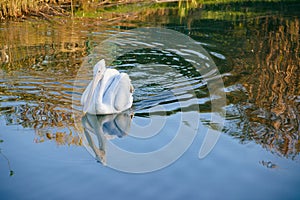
(0, 1, 300, 199)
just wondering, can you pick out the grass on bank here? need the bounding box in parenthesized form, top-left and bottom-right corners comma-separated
(0, 0, 290, 20)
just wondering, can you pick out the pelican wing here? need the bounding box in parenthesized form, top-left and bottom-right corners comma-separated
(81, 65, 133, 114)
(95, 69, 120, 114)
(113, 73, 133, 112)
(100, 73, 132, 113)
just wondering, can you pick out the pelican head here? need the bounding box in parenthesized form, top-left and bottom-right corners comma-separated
(83, 59, 107, 114)
(93, 59, 106, 77)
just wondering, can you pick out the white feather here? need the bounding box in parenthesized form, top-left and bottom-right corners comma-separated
(81, 59, 134, 114)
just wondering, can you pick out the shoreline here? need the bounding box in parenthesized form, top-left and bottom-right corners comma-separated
(0, 0, 159, 21)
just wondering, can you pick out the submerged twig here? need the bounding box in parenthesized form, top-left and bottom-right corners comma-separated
(0, 146, 14, 176)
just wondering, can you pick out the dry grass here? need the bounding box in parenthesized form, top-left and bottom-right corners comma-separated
(0, 0, 70, 20)
(0, 0, 200, 20)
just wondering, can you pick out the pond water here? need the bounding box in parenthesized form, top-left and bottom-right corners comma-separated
(0, 1, 300, 199)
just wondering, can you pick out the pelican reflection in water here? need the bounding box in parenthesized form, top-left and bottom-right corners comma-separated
(81, 112, 133, 164)
(81, 59, 134, 115)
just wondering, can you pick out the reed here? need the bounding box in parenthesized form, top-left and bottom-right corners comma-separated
(0, 0, 72, 19)
(0, 0, 40, 19)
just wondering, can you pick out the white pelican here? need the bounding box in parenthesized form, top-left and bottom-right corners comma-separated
(81, 59, 134, 115)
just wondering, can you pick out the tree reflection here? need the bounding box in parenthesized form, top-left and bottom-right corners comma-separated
(130, 1, 300, 159)
(0, 1, 299, 159)
(0, 20, 89, 146)
(225, 16, 300, 159)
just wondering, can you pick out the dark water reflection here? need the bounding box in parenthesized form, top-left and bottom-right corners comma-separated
(0, 1, 300, 199)
(224, 16, 300, 159)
